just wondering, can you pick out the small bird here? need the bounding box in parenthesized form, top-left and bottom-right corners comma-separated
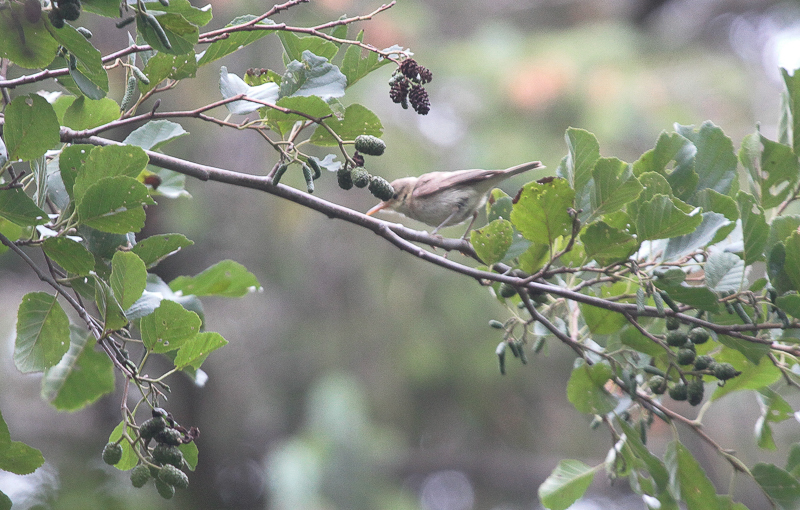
(366, 161, 544, 236)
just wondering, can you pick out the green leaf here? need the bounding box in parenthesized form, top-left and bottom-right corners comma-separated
(266, 96, 333, 136)
(663, 212, 731, 261)
(664, 441, 720, 509)
(341, 33, 392, 87)
(309, 103, 383, 146)
(787, 443, 800, 474)
(0, 4, 59, 68)
(47, 23, 108, 95)
(511, 178, 575, 246)
(755, 389, 794, 451)
(42, 237, 95, 275)
(140, 299, 202, 353)
(58, 144, 93, 199)
(178, 441, 198, 471)
(705, 253, 745, 292)
(107, 421, 139, 471)
(41, 326, 114, 411)
(581, 221, 638, 265)
(711, 347, 780, 400)
(62, 97, 120, 130)
(635, 195, 702, 241)
(736, 191, 768, 265)
(739, 132, 798, 209)
(94, 275, 127, 332)
(556, 128, 599, 199)
(131, 233, 194, 268)
(620, 324, 664, 357)
(76, 176, 156, 234)
(633, 131, 692, 177)
(653, 281, 720, 313)
(752, 463, 800, 510)
(197, 16, 274, 66)
(73, 144, 149, 203)
(174, 331, 228, 369)
(566, 360, 616, 415)
(169, 259, 261, 297)
(768, 216, 800, 259)
(782, 68, 800, 154)
(110, 251, 147, 310)
(142, 0, 212, 26)
(783, 231, 800, 292)
(775, 294, 800, 319)
(68, 62, 107, 100)
(4, 94, 60, 161)
(0, 218, 23, 254)
(470, 219, 513, 265)
(279, 31, 338, 62)
(0, 188, 48, 226)
(691, 188, 738, 245)
(580, 302, 627, 335)
(139, 51, 198, 94)
(0, 489, 10, 510)
(0, 408, 45, 476)
(585, 158, 642, 222)
(279, 50, 347, 100)
(676, 121, 738, 199)
(14, 292, 70, 373)
(123, 120, 188, 151)
(137, 12, 199, 55)
(616, 417, 671, 493)
(538, 459, 599, 510)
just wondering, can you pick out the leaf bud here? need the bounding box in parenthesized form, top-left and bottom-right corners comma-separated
(488, 319, 504, 329)
(666, 316, 680, 330)
(648, 376, 666, 395)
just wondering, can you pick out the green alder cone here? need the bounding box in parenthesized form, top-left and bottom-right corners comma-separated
(676, 348, 696, 365)
(139, 417, 167, 442)
(354, 135, 386, 156)
(130, 464, 151, 488)
(648, 376, 666, 395)
(687, 380, 704, 406)
(665, 330, 688, 347)
(154, 428, 182, 446)
(666, 316, 680, 330)
(155, 478, 175, 499)
(713, 362, 741, 381)
(351, 168, 371, 188)
(159, 464, 189, 490)
(102, 442, 123, 465)
(689, 327, 710, 344)
(693, 355, 714, 370)
(153, 443, 184, 468)
(368, 176, 394, 201)
(337, 167, 354, 190)
(668, 382, 688, 401)
(498, 283, 517, 298)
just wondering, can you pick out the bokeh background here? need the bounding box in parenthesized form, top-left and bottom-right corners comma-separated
(2, 0, 800, 508)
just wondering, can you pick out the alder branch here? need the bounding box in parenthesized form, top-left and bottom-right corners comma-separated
(45, 129, 800, 359)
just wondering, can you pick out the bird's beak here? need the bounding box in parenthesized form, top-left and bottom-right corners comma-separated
(366, 201, 391, 216)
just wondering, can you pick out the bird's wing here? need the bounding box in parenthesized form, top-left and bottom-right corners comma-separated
(411, 169, 502, 198)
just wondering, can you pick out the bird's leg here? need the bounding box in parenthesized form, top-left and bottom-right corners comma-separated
(460, 211, 479, 240)
(430, 207, 461, 236)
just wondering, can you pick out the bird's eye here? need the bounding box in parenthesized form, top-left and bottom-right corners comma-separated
(392, 193, 399, 199)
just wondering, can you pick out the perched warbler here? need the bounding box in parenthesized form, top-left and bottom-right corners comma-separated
(366, 161, 543, 235)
